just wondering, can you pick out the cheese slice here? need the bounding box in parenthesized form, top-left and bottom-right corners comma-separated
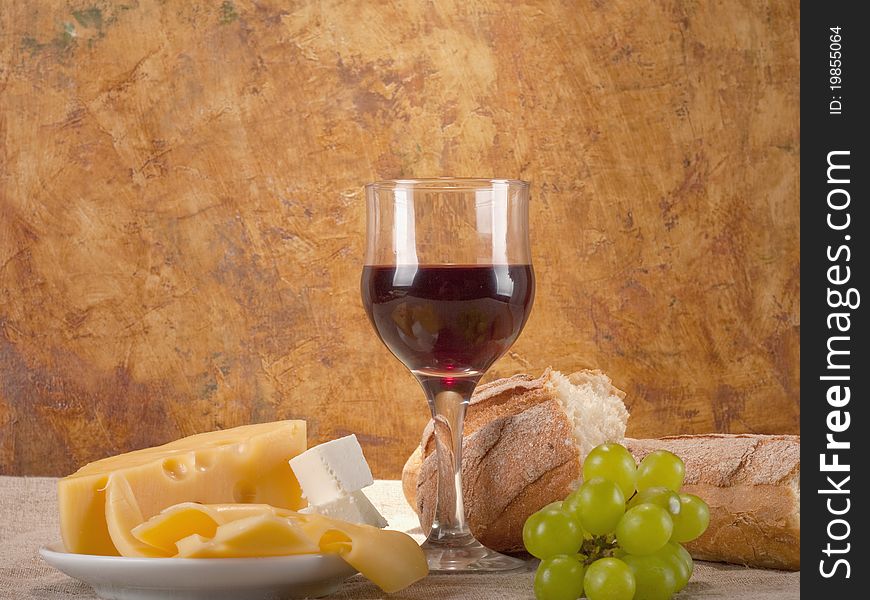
(297, 514, 428, 593)
(131, 502, 296, 554)
(300, 489, 388, 528)
(130, 502, 222, 555)
(104, 474, 168, 557)
(59, 420, 306, 555)
(175, 514, 321, 558)
(289, 434, 373, 504)
(129, 502, 428, 593)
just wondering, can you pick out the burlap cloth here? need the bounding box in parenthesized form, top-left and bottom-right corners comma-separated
(0, 476, 799, 599)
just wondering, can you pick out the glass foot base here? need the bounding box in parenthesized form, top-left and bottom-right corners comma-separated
(422, 534, 526, 572)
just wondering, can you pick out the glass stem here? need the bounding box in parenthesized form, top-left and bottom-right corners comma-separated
(418, 378, 477, 544)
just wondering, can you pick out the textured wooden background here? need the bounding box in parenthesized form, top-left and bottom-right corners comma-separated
(0, 0, 799, 477)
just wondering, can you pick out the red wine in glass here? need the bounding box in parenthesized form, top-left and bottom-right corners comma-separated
(361, 264, 534, 395)
(362, 178, 533, 571)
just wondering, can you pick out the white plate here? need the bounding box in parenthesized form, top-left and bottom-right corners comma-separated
(39, 542, 358, 600)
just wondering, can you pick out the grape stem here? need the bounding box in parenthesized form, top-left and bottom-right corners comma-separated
(578, 535, 621, 565)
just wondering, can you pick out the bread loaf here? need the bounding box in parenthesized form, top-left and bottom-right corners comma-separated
(403, 368, 629, 552)
(625, 435, 800, 570)
(402, 370, 801, 570)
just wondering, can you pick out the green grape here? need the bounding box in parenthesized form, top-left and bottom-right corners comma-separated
(534, 555, 585, 600)
(675, 543, 694, 580)
(583, 443, 637, 498)
(567, 478, 625, 535)
(523, 508, 584, 559)
(542, 501, 565, 513)
(621, 554, 677, 600)
(561, 492, 584, 531)
(636, 450, 685, 492)
(583, 558, 636, 600)
(615, 503, 673, 555)
(655, 543, 691, 591)
(670, 494, 710, 542)
(628, 487, 681, 515)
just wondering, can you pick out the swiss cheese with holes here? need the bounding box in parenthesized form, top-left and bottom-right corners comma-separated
(58, 420, 306, 555)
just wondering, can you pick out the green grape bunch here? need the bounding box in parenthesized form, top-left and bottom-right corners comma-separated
(523, 443, 710, 600)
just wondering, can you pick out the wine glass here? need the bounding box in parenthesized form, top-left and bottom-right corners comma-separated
(360, 178, 535, 571)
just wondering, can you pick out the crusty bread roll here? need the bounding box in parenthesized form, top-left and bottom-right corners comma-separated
(625, 435, 800, 570)
(403, 368, 629, 552)
(402, 370, 801, 571)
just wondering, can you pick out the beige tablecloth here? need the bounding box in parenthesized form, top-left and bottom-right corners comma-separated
(0, 476, 799, 599)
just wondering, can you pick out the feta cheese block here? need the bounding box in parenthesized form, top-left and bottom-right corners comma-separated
(299, 489, 388, 528)
(58, 420, 307, 555)
(289, 434, 374, 504)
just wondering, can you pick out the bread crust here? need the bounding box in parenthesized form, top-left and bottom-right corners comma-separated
(626, 435, 800, 570)
(408, 369, 624, 552)
(419, 370, 554, 457)
(401, 446, 423, 511)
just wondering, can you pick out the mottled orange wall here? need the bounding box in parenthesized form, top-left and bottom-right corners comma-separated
(0, 0, 799, 477)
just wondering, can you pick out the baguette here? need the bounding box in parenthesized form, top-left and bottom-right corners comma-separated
(402, 370, 801, 570)
(625, 435, 800, 570)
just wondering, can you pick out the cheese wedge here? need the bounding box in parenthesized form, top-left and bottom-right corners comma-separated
(130, 502, 428, 593)
(59, 420, 306, 555)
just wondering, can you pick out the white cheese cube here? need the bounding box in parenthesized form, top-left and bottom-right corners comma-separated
(289, 434, 374, 504)
(299, 489, 388, 528)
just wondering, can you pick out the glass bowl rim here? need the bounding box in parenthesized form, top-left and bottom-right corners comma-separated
(365, 177, 529, 192)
